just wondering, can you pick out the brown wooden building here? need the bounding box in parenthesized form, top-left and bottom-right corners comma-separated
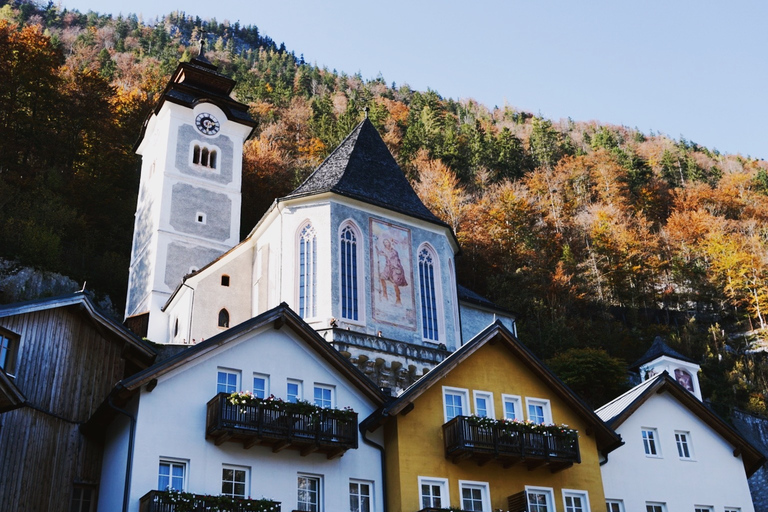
(0, 293, 155, 512)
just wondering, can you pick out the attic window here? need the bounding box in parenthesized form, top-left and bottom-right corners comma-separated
(221, 275, 230, 287)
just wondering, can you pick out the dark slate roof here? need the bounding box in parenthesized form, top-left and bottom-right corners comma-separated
(631, 336, 697, 370)
(457, 284, 515, 315)
(283, 119, 448, 228)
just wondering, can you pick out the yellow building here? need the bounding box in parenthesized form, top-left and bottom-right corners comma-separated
(362, 322, 622, 512)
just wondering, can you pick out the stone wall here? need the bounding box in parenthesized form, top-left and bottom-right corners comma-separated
(732, 409, 768, 511)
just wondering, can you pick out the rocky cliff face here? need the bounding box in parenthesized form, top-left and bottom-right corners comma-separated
(732, 409, 768, 511)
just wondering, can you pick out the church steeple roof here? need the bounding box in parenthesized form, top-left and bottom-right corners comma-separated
(631, 335, 697, 370)
(283, 119, 448, 228)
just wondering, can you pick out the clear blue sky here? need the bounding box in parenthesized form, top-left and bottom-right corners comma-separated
(64, 0, 767, 160)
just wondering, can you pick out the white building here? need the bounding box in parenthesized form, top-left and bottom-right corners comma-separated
(597, 338, 764, 512)
(90, 304, 386, 512)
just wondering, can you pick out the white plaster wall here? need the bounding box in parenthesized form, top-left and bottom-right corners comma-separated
(125, 324, 383, 512)
(601, 392, 755, 512)
(96, 404, 134, 512)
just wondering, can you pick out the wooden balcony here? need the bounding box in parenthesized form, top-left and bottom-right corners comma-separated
(443, 416, 580, 471)
(139, 490, 280, 512)
(206, 393, 358, 458)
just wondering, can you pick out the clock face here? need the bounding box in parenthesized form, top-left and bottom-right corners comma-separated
(195, 113, 220, 135)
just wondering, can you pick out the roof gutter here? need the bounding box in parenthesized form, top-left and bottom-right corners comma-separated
(359, 422, 387, 512)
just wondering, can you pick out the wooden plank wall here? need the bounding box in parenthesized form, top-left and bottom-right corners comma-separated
(0, 306, 131, 512)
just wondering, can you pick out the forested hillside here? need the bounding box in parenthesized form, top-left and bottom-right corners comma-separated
(2, 0, 768, 415)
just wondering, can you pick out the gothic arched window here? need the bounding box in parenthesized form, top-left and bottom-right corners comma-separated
(340, 223, 360, 321)
(298, 223, 317, 319)
(218, 308, 230, 328)
(418, 246, 440, 341)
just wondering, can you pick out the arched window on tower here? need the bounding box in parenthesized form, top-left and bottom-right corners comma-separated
(298, 223, 317, 319)
(340, 223, 360, 321)
(419, 246, 440, 342)
(192, 144, 218, 170)
(218, 308, 230, 328)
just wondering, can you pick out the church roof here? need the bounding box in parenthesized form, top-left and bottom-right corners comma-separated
(457, 284, 515, 316)
(630, 336, 697, 370)
(283, 119, 449, 229)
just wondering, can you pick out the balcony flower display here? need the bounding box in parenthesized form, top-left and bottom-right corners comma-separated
(148, 489, 280, 512)
(227, 391, 356, 422)
(464, 416, 578, 438)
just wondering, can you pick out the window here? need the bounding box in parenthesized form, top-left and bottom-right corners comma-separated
(642, 428, 660, 456)
(725, 508, 742, 512)
(502, 394, 522, 421)
(443, 387, 469, 422)
(645, 503, 666, 512)
(418, 477, 449, 509)
(340, 223, 361, 322)
(192, 144, 218, 169)
(217, 369, 239, 394)
(418, 246, 440, 341)
(298, 475, 321, 512)
(298, 223, 318, 319)
(526, 398, 552, 424)
(473, 391, 494, 418)
(562, 490, 590, 512)
(314, 385, 333, 409)
(218, 308, 230, 328)
(158, 460, 186, 491)
(222, 466, 248, 498)
(196, 212, 207, 224)
(526, 487, 554, 512)
(694, 507, 713, 512)
(70, 485, 96, 512)
(605, 500, 624, 512)
(253, 374, 269, 399)
(675, 431, 692, 459)
(0, 329, 19, 375)
(459, 481, 490, 512)
(349, 480, 372, 512)
(221, 275, 230, 286)
(287, 379, 303, 403)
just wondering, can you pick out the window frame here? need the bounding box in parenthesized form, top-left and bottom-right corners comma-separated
(641, 427, 661, 457)
(502, 394, 523, 421)
(694, 507, 714, 512)
(525, 397, 553, 424)
(218, 308, 230, 328)
(349, 479, 373, 512)
(675, 430, 694, 460)
(253, 373, 269, 399)
(297, 222, 318, 320)
(645, 502, 666, 512)
(442, 386, 470, 423)
(418, 476, 449, 510)
(458, 480, 491, 512)
(525, 486, 555, 512)
(0, 327, 20, 376)
(339, 221, 365, 325)
(217, 368, 240, 394)
(221, 274, 230, 287)
(221, 465, 249, 499)
(287, 379, 303, 403)
(297, 473, 322, 512)
(473, 390, 494, 418)
(417, 244, 444, 342)
(158, 458, 187, 491)
(70, 484, 97, 512)
(313, 384, 334, 409)
(561, 489, 590, 512)
(605, 500, 624, 512)
(190, 141, 220, 171)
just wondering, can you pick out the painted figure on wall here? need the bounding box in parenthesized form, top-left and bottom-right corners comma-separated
(370, 219, 416, 330)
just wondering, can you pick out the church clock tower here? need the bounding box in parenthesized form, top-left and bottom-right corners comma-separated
(125, 47, 255, 342)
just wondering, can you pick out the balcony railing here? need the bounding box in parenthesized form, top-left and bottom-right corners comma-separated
(139, 490, 280, 512)
(443, 416, 580, 471)
(206, 393, 358, 458)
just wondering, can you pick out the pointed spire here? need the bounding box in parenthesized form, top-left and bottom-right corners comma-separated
(631, 336, 696, 370)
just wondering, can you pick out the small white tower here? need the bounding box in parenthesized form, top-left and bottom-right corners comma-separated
(632, 336, 703, 400)
(125, 48, 255, 342)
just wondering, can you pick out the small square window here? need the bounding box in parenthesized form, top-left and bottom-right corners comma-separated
(196, 212, 207, 224)
(253, 374, 269, 399)
(287, 379, 303, 403)
(70, 485, 96, 512)
(473, 391, 494, 418)
(562, 490, 590, 512)
(158, 459, 186, 491)
(222, 465, 248, 498)
(606, 500, 624, 512)
(419, 477, 449, 509)
(675, 431, 693, 459)
(526, 486, 554, 512)
(694, 507, 713, 512)
(221, 275, 230, 286)
(525, 398, 552, 424)
(217, 369, 240, 394)
(314, 385, 334, 409)
(349, 479, 372, 512)
(645, 502, 666, 512)
(642, 428, 660, 457)
(298, 474, 322, 512)
(459, 480, 490, 512)
(725, 508, 742, 512)
(502, 394, 522, 421)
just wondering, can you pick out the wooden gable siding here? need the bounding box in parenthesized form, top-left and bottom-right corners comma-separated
(0, 306, 132, 512)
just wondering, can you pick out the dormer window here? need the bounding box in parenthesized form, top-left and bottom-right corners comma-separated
(192, 144, 218, 170)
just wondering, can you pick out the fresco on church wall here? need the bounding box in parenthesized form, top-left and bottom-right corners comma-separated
(370, 218, 417, 330)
